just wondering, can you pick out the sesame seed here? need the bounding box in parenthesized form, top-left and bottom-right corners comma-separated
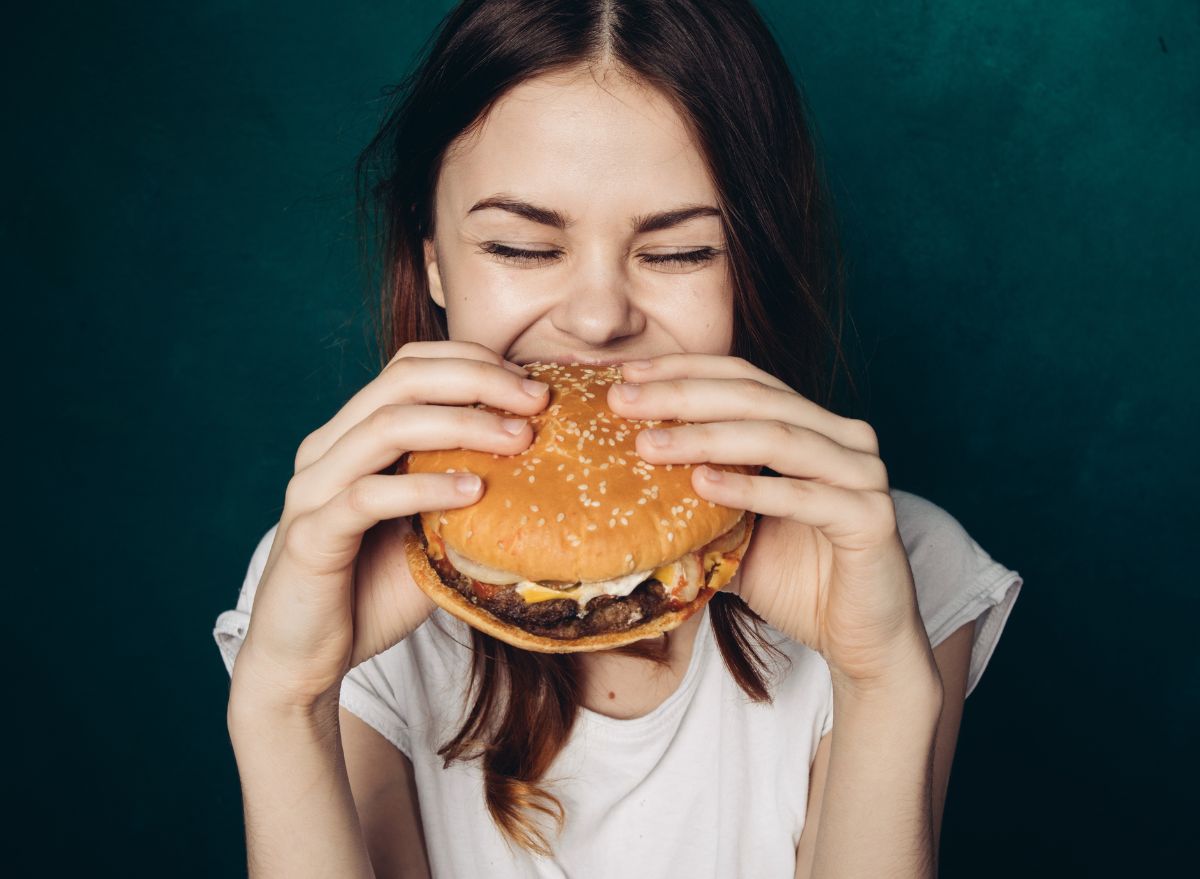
(667, 532, 675, 542)
(608, 518, 616, 527)
(529, 475, 536, 483)
(504, 499, 512, 508)
(537, 518, 545, 526)
(556, 512, 565, 522)
(620, 517, 628, 526)
(439, 516, 448, 525)
(520, 515, 528, 525)
(587, 523, 598, 531)
(530, 504, 539, 512)
(566, 474, 575, 482)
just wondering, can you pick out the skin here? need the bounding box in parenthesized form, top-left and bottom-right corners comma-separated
(422, 61, 955, 876)
(227, 58, 974, 879)
(423, 64, 734, 371)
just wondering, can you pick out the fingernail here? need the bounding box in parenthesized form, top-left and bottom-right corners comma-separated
(616, 383, 642, 402)
(623, 359, 652, 370)
(699, 465, 723, 482)
(644, 428, 671, 446)
(501, 417, 528, 435)
(454, 474, 482, 494)
(522, 379, 548, 397)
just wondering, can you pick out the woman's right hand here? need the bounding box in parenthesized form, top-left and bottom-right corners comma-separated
(229, 341, 550, 711)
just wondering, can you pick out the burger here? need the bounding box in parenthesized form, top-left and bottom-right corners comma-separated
(399, 361, 757, 653)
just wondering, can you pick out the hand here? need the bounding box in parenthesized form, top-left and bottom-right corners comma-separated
(607, 354, 938, 693)
(230, 341, 551, 710)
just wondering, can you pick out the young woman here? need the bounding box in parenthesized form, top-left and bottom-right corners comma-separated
(213, 2, 1022, 876)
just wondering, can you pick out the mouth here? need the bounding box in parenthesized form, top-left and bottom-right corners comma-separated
(514, 355, 634, 367)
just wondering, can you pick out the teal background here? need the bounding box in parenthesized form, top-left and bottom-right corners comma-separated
(9, 1, 1196, 875)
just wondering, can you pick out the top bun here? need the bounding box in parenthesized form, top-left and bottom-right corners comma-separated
(401, 361, 756, 582)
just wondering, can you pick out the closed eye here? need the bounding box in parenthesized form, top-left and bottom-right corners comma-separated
(478, 242, 724, 270)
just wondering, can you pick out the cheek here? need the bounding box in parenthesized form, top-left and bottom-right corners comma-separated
(441, 265, 545, 343)
(652, 281, 734, 354)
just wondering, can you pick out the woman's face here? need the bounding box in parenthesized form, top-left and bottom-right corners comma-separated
(424, 64, 734, 366)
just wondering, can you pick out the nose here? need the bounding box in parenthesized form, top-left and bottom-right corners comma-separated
(548, 251, 646, 346)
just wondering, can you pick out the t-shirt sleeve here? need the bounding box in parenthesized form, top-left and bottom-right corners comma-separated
(892, 489, 1024, 699)
(210, 523, 415, 757)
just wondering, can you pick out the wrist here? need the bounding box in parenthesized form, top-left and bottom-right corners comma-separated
(227, 674, 343, 745)
(831, 661, 944, 727)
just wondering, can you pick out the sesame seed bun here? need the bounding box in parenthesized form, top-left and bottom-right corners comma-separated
(399, 361, 759, 652)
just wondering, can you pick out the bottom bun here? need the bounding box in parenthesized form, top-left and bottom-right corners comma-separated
(400, 515, 755, 654)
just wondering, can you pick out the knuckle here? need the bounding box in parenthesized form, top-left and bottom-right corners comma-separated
(735, 376, 763, 399)
(868, 455, 890, 490)
(283, 474, 312, 513)
(368, 404, 403, 435)
(867, 490, 897, 534)
(293, 434, 317, 472)
(846, 418, 880, 453)
(345, 479, 376, 515)
(282, 513, 315, 557)
(768, 419, 793, 442)
(785, 477, 812, 503)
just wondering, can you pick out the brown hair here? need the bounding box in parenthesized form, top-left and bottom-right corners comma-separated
(354, 0, 859, 856)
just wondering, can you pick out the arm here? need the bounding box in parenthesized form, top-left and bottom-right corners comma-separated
(227, 691, 376, 878)
(341, 707, 432, 879)
(795, 619, 977, 878)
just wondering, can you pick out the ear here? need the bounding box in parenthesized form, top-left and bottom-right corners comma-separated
(423, 238, 446, 309)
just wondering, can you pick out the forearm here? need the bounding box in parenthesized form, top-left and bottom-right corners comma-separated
(227, 691, 375, 879)
(811, 672, 944, 879)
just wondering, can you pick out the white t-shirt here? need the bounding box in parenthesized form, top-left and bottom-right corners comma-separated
(214, 488, 1022, 878)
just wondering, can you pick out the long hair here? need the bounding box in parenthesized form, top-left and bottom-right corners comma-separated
(354, 0, 858, 857)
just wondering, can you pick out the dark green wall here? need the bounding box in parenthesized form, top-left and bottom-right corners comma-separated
(10, 1, 1195, 875)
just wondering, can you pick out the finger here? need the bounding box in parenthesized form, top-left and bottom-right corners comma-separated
(285, 471, 485, 576)
(608, 376, 879, 455)
(689, 469, 897, 551)
(297, 354, 549, 470)
(288, 403, 530, 510)
(620, 353, 794, 393)
(389, 340, 528, 376)
(635, 420, 889, 492)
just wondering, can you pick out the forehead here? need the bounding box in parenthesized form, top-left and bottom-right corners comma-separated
(438, 66, 717, 216)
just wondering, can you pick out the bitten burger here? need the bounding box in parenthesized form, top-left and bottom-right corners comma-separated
(399, 361, 757, 653)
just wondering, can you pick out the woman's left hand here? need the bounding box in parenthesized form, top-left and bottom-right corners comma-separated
(607, 354, 941, 695)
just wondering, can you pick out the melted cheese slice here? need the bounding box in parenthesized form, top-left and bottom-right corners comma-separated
(515, 568, 651, 608)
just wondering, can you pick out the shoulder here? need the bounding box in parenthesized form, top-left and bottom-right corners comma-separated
(890, 487, 994, 603)
(888, 488, 1024, 675)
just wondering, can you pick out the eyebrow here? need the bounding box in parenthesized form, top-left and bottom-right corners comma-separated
(465, 195, 721, 234)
